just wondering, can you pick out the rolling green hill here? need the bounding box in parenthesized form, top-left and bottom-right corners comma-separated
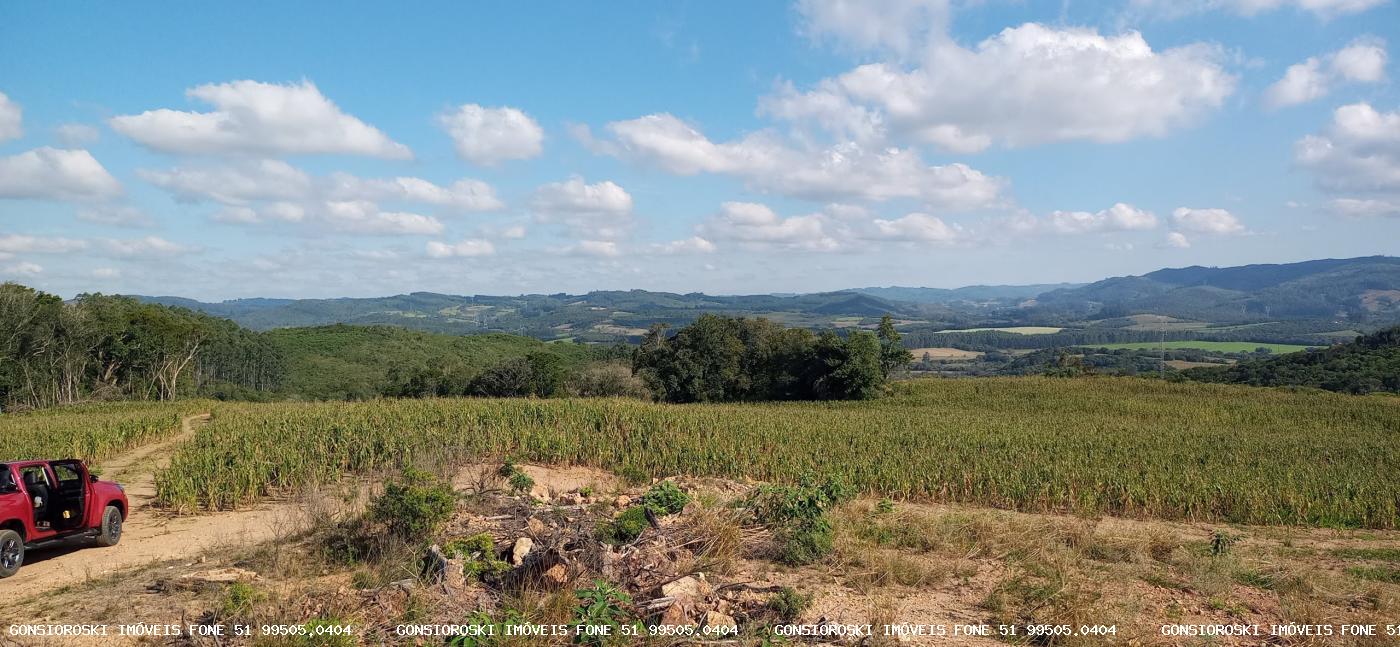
(1182, 326, 1400, 394)
(267, 325, 605, 400)
(1033, 256, 1400, 324)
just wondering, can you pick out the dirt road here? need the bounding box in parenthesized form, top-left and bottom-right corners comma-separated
(0, 414, 302, 601)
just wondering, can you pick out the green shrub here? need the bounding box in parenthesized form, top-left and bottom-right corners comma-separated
(573, 581, 637, 647)
(508, 470, 535, 495)
(748, 474, 854, 526)
(445, 533, 510, 581)
(766, 587, 812, 623)
(368, 468, 456, 541)
(600, 506, 650, 545)
(745, 474, 852, 565)
(776, 518, 835, 565)
(220, 581, 263, 618)
(640, 481, 690, 515)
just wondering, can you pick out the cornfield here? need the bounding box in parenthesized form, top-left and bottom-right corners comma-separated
(142, 378, 1400, 529)
(0, 401, 201, 467)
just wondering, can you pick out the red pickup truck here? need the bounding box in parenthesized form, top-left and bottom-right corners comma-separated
(0, 459, 128, 578)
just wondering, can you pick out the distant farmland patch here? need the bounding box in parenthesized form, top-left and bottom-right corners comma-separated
(910, 347, 983, 361)
(1084, 341, 1315, 354)
(935, 326, 1064, 334)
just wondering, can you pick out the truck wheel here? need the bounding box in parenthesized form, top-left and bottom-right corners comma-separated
(0, 529, 23, 578)
(95, 506, 123, 547)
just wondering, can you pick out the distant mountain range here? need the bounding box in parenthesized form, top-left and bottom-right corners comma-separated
(132, 256, 1400, 340)
(1032, 256, 1400, 323)
(851, 283, 1082, 304)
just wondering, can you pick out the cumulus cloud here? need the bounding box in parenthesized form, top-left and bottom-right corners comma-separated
(1162, 232, 1192, 248)
(0, 148, 122, 201)
(1295, 102, 1400, 196)
(1329, 197, 1400, 218)
(141, 160, 502, 214)
(77, 205, 156, 228)
(55, 123, 99, 146)
(214, 200, 442, 235)
(648, 236, 717, 254)
(868, 213, 963, 243)
(3, 262, 43, 276)
(326, 174, 503, 211)
(140, 160, 313, 205)
(1265, 38, 1387, 108)
(699, 202, 840, 251)
(768, 24, 1234, 152)
(0, 234, 89, 255)
(585, 114, 1003, 208)
(1171, 207, 1247, 234)
(319, 201, 444, 236)
(795, 0, 949, 57)
(103, 236, 194, 258)
(0, 92, 23, 142)
(530, 177, 634, 239)
(1037, 203, 1159, 234)
(426, 238, 496, 258)
(438, 104, 544, 165)
(570, 240, 622, 257)
(109, 80, 411, 159)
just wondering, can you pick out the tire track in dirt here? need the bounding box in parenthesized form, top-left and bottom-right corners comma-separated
(0, 414, 304, 601)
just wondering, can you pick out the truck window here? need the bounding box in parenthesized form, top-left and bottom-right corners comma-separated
(0, 467, 13, 491)
(52, 463, 81, 483)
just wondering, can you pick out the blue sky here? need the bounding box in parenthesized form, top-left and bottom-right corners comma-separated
(1, 0, 1398, 299)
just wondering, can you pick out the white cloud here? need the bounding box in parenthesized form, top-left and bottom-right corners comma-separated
(103, 236, 193, 257)
(570, 240, 622, 257)
(141, 160, 502, 215)
(426, 238, 496, 258)
(211, 202, 307, 225)
(699, 201, 840, 251)
(499, 225, 527, 239)
(1129, 0, 1388, 19)
(92, 268, 121, 279)
(0, 234, 89, 254)
(869, 213, 963, 243)
(648, 236, 717, 254)
(1329, 197, 1400, 217)
(530, 177, 634, 239)
(3, 262, 43, 276)
(438, 104, 544, 165)
(1171, 207, 1246, 234)
(0, 148, 122, 201)
(770, 24, 1234, 152)
(1295, 102, 1400, 195)
(321, 201, 443, 236)
(326, 174, 503, 212)
(589, 114, 1003, 207)
(1265, 38, 1387, 108)
(1162, 232, 1192, 248)
(795, 0, 949, 57)
(0, 91, 20, 142)
(1046, 203, 1158, 234)
(109, 80, 411, 159)
(55, 123, 99, 146)
(77, 205, 156, 228)
(140, 160, 313, 205)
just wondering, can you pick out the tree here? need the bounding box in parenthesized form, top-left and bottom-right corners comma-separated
(876, 314, 913, 378)
(634, 315, 888, 403)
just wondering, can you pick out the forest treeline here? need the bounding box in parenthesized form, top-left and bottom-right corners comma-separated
(1, 283, 280, 409)
(1, 284, 907, 410)
(634, 314, 910, 402)
(1182, 326, 1400, 394)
